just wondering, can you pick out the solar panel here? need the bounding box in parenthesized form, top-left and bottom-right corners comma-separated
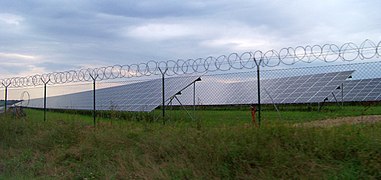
(329, 78, 381, 102)
(23, 71, 355, 111)
(175, 71, 354, 105)
(25, 75, 201, 112)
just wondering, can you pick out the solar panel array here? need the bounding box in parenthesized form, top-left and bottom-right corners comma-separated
(176, 71, 354, 105)
(25, 75, 201, 112)
(23, 71, 355, 112)
(329, 78, 381, 102)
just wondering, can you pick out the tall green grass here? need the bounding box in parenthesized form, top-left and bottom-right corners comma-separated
(0, 108, 381, 179)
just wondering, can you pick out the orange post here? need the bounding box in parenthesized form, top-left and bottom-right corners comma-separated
(250, 105, 259, 127)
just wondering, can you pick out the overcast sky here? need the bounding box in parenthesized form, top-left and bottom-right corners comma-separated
(0, 0, 380, 78)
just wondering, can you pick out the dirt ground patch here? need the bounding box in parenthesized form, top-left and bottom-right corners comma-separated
(295, 115, 381, 128)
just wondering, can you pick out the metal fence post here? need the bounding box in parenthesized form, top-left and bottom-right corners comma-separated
(2, 82, 11, 113)
(193, 81, 196, 116)
(193, 77, 201, 120)
(341, 83, 344, 107)
(90, 74, 98, 127)
(257, 63, 261, 127)
(254, 58, 262, 127)
(41, 79, 51, 121)
(159, 68, 168, 124)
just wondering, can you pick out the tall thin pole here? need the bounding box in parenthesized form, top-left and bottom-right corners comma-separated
(193, 82, 196, 113)
(256, 59, 261, 127)
(159, 68, 168, 124)
(2, 82, 11, 113)
(341, 83, 344, 107)
(41, 79, 50, 121)
(44, 84, 47, 121)
(193, 81, 197, 121)
(162, 73, 165, 119)
(93, 79, 96, 126)
(90, 74, 98, 127)
(4, 86, 7, 113)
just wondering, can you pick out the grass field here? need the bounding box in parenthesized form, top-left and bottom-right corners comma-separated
(0, 106, 381, 179)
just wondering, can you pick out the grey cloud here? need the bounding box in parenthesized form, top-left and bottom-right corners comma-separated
(0, 0, 380, 78)
(91, 0, 218, 19)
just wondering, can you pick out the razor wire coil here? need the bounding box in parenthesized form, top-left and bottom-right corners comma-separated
(1, 39, 380, 88)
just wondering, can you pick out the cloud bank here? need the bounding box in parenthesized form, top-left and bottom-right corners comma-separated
(0, 0, 380, 78)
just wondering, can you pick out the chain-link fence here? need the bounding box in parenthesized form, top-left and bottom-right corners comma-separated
(1, 40, 381, 125)
(1, 60, 381, 124)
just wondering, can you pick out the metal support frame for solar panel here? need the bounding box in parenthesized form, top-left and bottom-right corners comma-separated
(165, 77, 201, 121)
(263, 87, 282, 120)
(324, 84, 345, 109)
(167, 94, 195, 121)
(23, 75, 202, 113)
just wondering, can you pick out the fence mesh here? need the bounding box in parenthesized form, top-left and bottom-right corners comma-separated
(1, 57, 381, 123)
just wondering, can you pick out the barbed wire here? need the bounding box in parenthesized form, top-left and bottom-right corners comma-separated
(1, 39, 380, 88)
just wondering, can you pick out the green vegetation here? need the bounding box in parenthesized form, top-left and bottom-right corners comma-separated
(0, 106, 381, 179)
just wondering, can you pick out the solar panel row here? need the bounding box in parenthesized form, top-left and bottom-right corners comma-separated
(329, 78, 381, 102)
(176, 71, 354, 105)
(22, 71, 355, 112)
(25, 75, 201, 112)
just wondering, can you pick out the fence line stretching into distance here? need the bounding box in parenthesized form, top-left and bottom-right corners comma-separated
(1, 39, 380, 88)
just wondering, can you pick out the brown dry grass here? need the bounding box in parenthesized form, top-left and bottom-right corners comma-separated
(295, 115, 381, 128)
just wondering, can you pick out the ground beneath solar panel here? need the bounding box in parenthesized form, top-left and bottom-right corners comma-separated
(296, 115, 381, 127)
